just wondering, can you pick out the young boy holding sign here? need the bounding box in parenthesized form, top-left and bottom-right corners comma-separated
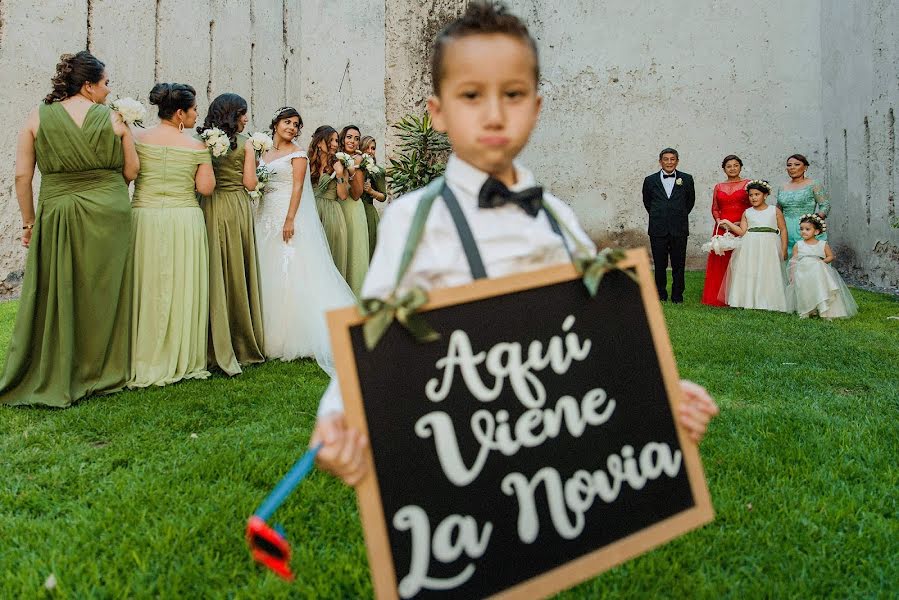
(312, 1, 718, 485)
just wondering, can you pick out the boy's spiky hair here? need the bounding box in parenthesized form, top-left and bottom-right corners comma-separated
(430, 1, 540, 95)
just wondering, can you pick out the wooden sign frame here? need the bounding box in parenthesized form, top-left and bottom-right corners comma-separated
(327, 248, 714, 599)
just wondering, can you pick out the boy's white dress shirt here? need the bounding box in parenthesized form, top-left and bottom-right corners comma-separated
(317, 154, 595, 417)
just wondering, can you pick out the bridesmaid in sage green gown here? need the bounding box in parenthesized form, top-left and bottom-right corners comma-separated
(360, 135, 386, 258)
(308, 126, 349, 278)
(130, 83, 214, 387)
(0, 52, 138, 407)
(337, 125, 370, 294)
(196, 94, 265, 375)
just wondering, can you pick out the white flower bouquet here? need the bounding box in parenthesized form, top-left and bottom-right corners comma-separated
(249, 131, 273, 154)
(701, 223, 741, 256)
(108, 97, 146, 127)
(334, 152, 355, 171)
(360, 154, 383, 176)
(248, 164, 272, 200)
(200, 127, 230, 157)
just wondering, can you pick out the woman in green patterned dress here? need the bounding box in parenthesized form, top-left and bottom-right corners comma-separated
(308, 126, 349, 278)
(337, 125, 370, 294)
(130, 83, 215, 387)
(0, 52, 138, 407)
(775, 153, 831, 257)
(360, 135, 386, 258)
(196, 94, 265, 375)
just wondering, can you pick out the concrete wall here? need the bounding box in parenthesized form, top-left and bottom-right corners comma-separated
(1, 0, 897, 288)
(821, 0, 899, 287)
(0, 0, 387, 291)
(504, 0, 825, 263)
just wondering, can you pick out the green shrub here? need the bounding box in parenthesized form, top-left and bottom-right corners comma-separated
(387, 113, 451, 197)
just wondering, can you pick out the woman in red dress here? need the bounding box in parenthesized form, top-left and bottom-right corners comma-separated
(701, 154, 751, 306)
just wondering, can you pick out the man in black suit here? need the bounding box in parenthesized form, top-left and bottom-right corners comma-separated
(642, 148, 695, 303)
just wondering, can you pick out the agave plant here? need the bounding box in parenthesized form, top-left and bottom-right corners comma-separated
(387, 113, 451, 197)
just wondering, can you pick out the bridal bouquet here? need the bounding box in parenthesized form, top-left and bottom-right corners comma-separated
(108, 97, 146, 127)
(701, 223, 741, 256)
(334, 152, 355, 171)
(249, 131, 273, 154)
(248, 164, 272, 200)
(200, 127, 230, 157)
(360, 154, 383, 176)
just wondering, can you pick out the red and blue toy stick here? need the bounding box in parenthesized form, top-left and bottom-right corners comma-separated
(246, 444, 322, 581)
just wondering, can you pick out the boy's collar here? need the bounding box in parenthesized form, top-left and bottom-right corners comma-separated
(445, 154, 537, 198)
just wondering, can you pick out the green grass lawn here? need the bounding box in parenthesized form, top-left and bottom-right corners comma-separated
(1, 272, 897, 598)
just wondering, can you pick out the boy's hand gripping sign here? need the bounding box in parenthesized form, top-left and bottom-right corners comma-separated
(327, 248, 714, 600)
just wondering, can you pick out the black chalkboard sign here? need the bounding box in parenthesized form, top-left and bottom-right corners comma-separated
(327, 248, 713, 600)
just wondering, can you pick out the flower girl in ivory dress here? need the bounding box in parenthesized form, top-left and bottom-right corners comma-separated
(718, 180, 791, 312)
(786, 214, 857, 319)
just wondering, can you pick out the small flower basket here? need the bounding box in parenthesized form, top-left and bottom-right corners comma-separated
(701, 224, 741, 256)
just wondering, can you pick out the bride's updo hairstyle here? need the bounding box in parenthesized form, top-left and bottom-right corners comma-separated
(197, 93, 248, 150)
(269, 106, 303, 139)
(149, 83, 196, 120)
(44, 51, 106, 104)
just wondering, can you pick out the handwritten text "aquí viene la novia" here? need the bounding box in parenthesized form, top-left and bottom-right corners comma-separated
(394, 315, 682, 598)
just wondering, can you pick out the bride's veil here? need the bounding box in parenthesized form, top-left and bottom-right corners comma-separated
(284, 151, 356, 375)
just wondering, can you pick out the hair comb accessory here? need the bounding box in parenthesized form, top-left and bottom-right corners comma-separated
(271, 106, 294, 122)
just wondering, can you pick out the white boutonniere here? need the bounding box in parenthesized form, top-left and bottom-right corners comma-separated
(675, 178, 683, 186)
(200, 127, 230, 157)
(108, 97, 146, 127)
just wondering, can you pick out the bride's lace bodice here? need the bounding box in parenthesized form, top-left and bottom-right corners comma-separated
(255, 150, 307, 234)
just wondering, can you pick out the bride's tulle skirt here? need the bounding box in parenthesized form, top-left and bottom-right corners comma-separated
(254, 171, 356, 374)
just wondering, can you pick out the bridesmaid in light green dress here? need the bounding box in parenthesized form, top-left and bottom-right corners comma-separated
(360, 135, 386, 258)
(196, 94, 265, 375)
(130, 83, 214, 387)
(1, 51, 137, 407)
(338, 125, 370, 294)
(308, 126, 349, 278)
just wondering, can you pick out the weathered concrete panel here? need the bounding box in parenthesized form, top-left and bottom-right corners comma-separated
(155, 0, 212, 117)
(249, 0, 286, 133)
(294, 0, 386, 153)
(209, 0, 253, 122)
(822, 0, 899, 287)
(384, 0, 466, 151)
(89, 0, 156, 109)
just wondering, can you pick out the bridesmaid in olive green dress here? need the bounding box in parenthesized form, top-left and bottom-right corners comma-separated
(308, 126, 349, 278)
(196, 94, 265, 375)
(0, 52, 138, 407)
(130, 83, 215, 387)
(360, 135, 386, 258)
(337, 125, 370, 294)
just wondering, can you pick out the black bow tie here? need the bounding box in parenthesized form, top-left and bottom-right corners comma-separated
(477, 177, 544, 217)
(663, 172, 676, 179)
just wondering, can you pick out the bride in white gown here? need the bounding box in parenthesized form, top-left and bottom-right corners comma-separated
(254, 107, 356, 374)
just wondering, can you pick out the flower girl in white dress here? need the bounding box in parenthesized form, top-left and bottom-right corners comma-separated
(718, 180, 791, 312)
(254, 107, 356, 372)
(786, 214, 857, 319)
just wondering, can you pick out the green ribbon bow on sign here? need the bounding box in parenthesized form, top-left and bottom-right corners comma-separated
(574, 247, 639, 297)
(358, 287, 441, 350)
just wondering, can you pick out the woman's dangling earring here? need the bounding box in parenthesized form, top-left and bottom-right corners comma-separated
(179, 120, 184, 133)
